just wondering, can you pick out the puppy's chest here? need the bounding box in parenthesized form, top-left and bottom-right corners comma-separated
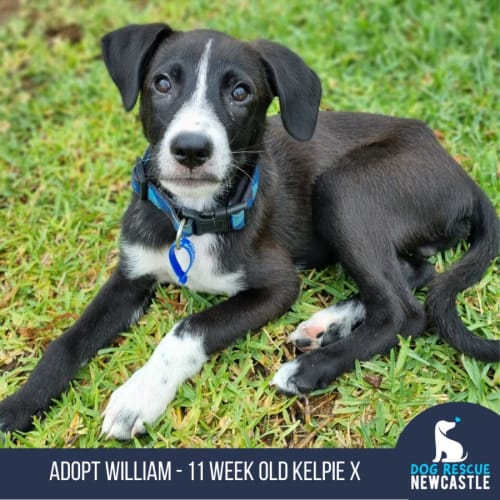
(122, 234, 244, 295)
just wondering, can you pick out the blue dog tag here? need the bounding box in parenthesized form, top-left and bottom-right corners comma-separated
(168, 237, 195, 285)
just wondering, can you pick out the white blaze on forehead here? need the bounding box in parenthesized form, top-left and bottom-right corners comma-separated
(192, 39, 213, 109)
(158, 38, 232, 210)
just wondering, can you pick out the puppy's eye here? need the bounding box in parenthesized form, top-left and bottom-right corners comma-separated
(154, 75, 172, 94)
(231, 83, 251, 102)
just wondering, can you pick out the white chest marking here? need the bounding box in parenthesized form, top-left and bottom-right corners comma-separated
(122, 235, 244, 296)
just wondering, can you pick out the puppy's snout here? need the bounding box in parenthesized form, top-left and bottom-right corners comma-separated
(170, 132, 213, 169)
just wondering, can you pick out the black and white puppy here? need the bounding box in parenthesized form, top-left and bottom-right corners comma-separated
(1, 24, 498, 440)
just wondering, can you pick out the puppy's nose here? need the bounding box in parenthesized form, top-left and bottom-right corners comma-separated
(170, 133, 213, 169)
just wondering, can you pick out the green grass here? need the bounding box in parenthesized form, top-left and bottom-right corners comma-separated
(0, 0, 498, 448)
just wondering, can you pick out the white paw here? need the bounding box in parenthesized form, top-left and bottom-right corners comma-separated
(287, 313, 333, 351)
(271, 359, 302, 395)
(101, 328, 207, 440)
(102, 365, 174, 440)
(288, 300, 365, 351)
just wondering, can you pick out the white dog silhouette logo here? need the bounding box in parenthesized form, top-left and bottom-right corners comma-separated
(432, 417, 468, 463)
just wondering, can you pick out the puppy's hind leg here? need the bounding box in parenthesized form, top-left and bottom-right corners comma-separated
(276, 209, 428, 394)
(288, 256, 433, 352)
(288, 297, 365, 352)
(274, 280, 407, 395)
(274, 270, 426, 395)
(399, 256, 436, 291)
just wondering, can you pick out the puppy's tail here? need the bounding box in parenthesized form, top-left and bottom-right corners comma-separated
(425, 190, 500, 362)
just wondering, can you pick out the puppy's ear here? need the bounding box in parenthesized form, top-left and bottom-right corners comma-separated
(252, 40, 321, 141)
(101, 23, 174, 111)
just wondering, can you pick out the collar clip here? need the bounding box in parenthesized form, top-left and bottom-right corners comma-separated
(131, 148, 259, 237)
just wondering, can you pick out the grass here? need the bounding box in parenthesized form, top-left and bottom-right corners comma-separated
(0, 0, 498, 448)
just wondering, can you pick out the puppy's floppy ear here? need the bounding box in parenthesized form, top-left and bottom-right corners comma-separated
(101, 23, 174, 111)
(252, 40, 321, 141)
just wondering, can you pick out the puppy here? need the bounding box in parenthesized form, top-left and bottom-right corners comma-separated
(0, 23, 498, 440)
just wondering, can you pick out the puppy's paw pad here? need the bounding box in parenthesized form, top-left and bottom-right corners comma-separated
(287, 321, 324, 352)
(289, 301, 366, 351)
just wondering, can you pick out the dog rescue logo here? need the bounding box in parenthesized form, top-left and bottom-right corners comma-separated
(410, 415, 490, 491)
(432, 417, 468, 463)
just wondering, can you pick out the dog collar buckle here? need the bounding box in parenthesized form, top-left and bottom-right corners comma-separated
(182, 207, 230, 234)
(131, 149, 259, 237)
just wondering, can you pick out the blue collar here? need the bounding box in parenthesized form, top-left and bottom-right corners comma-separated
(131, 149, 259, 237)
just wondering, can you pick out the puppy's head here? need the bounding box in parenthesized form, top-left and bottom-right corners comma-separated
(102, 24, 321, 209)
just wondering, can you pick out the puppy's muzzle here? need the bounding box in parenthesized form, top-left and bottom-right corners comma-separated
(170, 132, 213, 169)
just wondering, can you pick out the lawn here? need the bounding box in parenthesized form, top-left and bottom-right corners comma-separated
(0, 0, 498, 448)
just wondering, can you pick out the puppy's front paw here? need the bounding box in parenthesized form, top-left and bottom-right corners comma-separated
(102, 329, 207, 440)
(0, 395, 40, 433)
(101, 367, 174, 440)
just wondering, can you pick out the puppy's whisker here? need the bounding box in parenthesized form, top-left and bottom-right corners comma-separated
(230, 163, 255, 184)
(232, 149, 266, 155)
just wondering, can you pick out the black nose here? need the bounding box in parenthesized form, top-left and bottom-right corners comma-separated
(170, 133, 213, 169)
